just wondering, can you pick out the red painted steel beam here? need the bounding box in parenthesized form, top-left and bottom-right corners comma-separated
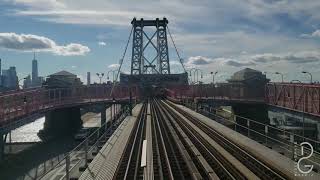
(168, 83, 320, 117)
(0, 85, 139, 127)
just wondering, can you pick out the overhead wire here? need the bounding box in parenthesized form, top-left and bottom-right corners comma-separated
(110, 26, 133, 96)
(167, 25, 186, 73)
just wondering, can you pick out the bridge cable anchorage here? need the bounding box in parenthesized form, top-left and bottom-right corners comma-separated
(110, 26, 134, 97)
(167, 25, 186, 73)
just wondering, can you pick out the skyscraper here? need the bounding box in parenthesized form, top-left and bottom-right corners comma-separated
(23, 75, 32, 88)
(0, 58, 2, 86)
(0, 58, 2, 76)
(2, 66, 18, 90)
(87, 72, 91, 85)
(32, 52, 38, 86)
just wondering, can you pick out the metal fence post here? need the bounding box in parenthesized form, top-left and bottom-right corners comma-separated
(247, 119, 250, 138)
(290, 134, 295, 160)
(234, 120, 237, 132)
(43, 161, 46, 174)
(265, 125, 268, 145)
(85, 139, 88, 168)
(65, 153, 70, 180)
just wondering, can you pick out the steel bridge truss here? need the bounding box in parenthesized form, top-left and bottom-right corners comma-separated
(131, 18, 170, 75)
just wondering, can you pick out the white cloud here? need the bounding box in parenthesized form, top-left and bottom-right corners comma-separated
(186, 56, 214, 66)
(98, 41, 106, 46)
(169, 60, 181, 66)
(250, 51, 320, 64)
(301, 29, 320, 38)
(172, 31, 320, 57)
(54, 43, 90, 56)
(12, 0, 65, 9)
(8, 0, 320, 29)
(0, 33, 90, 56)
(108, 63, 120, 68)
(225, 60, 255, 67)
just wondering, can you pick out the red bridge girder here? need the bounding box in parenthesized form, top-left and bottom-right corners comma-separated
(2, 82, 320, 128)
(0, 85, 139, 127)
(266, 83, 320, 117)
(167, 83, 320, 117)
(166, 84, 264, 102)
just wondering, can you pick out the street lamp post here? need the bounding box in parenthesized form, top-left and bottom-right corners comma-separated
(275, 72, 284, 82)
(194, 69, 203, 84)
(302, 71, 313, 84)
(289, 79, 305, 137)
(290, 80, 302, 83)
(187, 68, 197, 84)
(210, 71, 218, 84)
(107, 70, 117, 83)
(96, 73, 104, 84)
(18, 76, 28, 90)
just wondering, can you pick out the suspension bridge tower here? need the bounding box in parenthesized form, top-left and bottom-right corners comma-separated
(130, 18, 171, 75)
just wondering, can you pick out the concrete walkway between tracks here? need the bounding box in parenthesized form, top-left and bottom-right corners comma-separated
(79, 103, 143, 180)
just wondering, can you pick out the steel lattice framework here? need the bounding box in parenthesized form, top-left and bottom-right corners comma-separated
(130, 18, 170, 75)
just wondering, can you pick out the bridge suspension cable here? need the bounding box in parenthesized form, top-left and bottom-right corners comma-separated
(110, 26, 134, 96)
(167, 25, 186, 73)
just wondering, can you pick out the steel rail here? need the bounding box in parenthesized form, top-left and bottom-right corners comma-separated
(152, 100, 190, 179)
(114, 104, 146, 180)
(158, 100, 242, 180)
(166, 100, 288, 180)
(150, 101, 175, 180)
(150, 102, 165, 180)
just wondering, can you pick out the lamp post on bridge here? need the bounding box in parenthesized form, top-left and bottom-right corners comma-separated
(107, 70, 117, 83)
(275, 72, 284, 83)
(210, 71, 218, 84)
(187, 68, 196, 84)
(96, 73, 104, 84)
(289, 79, 306, 140)
(18, 76, 28, 90)
(193, 69, 203, 84)
(302, 71, 313, 84)
(290, 80, 302, 83)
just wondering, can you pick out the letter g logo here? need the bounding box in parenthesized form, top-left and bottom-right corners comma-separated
(297, 142, 314, 174)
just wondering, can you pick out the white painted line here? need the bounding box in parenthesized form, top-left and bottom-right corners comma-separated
(141, 140, 147, 167)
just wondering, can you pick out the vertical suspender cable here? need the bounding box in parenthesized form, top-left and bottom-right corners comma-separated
(167, 25, 186, 73)
(110, 26, 134, 96)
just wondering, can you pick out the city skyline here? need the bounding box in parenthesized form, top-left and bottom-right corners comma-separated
(0, 0, 320, 83)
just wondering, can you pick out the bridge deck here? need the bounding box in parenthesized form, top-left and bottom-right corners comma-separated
(171, 102, 320, 180)
(78, 104, 143, 180)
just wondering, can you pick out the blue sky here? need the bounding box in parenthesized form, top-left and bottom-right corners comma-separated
(1, 0, 320, 83)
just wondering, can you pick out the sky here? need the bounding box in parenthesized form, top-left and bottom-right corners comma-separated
(0, 0, 320, 83)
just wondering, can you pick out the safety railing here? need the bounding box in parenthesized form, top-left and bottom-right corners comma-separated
(0, 85, 139, 128)
(17, 105, 127, 180)
(183, 101, 320, 174)
(266, 83, 320, 117)
(166, 84, 265, 103)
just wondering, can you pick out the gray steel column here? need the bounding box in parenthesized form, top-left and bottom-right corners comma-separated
(101, 106, 106, 127)
(157, 18, 170, 74)
(131, 18, 143, 75)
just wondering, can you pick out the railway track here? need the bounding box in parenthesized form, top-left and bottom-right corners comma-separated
(114, 104, 147, 180)
(163, 100, 288, 180)
(113, 99, 291, 180)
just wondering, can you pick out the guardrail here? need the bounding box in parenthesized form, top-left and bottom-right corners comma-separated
(266, 83, 320, 117)
(0, 85, 139, 127)
(17, 105, 127, 180)
(183, 101, 320, 174)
